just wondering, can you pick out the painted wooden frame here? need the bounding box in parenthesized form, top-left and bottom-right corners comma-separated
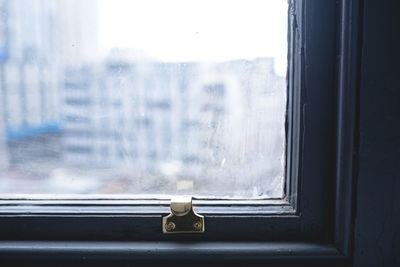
(0, 0, 361, 263)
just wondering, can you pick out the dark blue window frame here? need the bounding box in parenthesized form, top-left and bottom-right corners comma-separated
(0, 0, 361, 264)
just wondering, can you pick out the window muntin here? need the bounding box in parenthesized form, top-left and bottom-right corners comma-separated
(0, 0, 288, 199)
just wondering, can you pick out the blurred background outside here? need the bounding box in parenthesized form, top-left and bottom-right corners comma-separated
(0, 0, 287, 198)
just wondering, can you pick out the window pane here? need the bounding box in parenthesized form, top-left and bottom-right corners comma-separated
(0, 0, 287, 198)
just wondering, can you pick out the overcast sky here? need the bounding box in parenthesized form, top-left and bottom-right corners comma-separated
(98, 0, 288, 76)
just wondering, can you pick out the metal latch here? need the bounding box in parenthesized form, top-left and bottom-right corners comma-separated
(162, 196, 205, 234)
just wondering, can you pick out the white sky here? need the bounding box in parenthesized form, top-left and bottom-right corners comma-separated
(98, 0, 288, 75)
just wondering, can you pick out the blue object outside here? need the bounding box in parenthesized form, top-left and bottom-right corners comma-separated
(6, 122, 63, 141)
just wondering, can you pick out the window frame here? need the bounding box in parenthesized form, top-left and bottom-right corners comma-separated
(0, 0, 361, 263)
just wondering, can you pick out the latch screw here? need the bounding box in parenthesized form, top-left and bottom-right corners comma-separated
(165, 222, 176, 232)
(193, 221, 202, 231)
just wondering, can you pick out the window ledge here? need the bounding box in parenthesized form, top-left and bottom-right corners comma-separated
(0, 241, 346, 262)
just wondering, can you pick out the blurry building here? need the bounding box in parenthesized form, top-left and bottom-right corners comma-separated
(62, 52, 185, 172)
(0, 67, 8, 170)
(0, 0, 61, 165)
(182, 58, 286, 196)
(61, 50, 286, 188)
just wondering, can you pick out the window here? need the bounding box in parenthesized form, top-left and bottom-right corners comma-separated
(0, 0, 359, 264)
(0, 0, 287, 199)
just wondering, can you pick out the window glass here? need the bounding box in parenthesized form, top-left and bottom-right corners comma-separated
(0, 0, 287, 198)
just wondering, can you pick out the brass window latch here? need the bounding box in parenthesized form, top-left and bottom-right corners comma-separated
(162, 196, 205, 234)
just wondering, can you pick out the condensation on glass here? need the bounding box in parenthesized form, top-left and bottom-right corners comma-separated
(0, 0, 288, 198)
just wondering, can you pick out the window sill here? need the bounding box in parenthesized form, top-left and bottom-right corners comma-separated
(0, 241, 346, 262)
